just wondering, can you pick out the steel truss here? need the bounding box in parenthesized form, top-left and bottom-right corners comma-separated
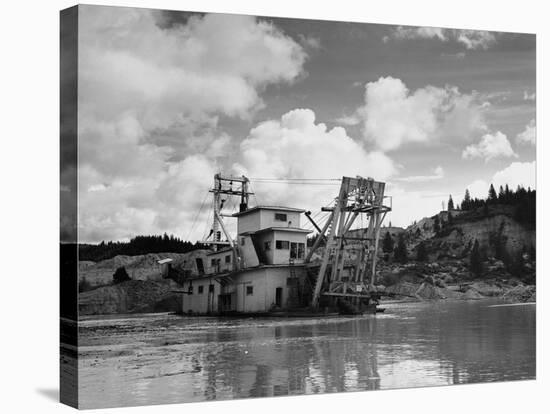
(306, 176, 391, 308)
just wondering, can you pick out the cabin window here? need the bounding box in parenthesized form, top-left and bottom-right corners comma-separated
(225, 255, 231, 263)
(290, 242, 297, 258)
(290, 242, 306, 259)
(246, 285, 254, 295)
(241, 237, 246, 246)
(209, 284, 215, 293)
(264, 241, 271, 250)
(275, 213, 287, 222)
(211, 258, 220, 272)
(188, 285, 193, 295)
(276, 240, 289, 250)
(198, 285, 204, 294)
(298, 243, 305, 259)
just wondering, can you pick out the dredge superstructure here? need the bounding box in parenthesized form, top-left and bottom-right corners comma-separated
(177, 174, 391, 315)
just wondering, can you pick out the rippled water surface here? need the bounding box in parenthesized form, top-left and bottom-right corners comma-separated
(78, 299, 535, 408)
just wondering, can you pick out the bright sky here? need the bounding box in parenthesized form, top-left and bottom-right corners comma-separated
(62, 5, 536, 243)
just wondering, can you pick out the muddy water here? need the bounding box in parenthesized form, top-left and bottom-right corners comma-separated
(78, 299, 535, 409)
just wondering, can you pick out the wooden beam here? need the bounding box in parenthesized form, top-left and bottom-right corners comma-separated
(305, 211, 334, 263)
(369, 211, 387, 287)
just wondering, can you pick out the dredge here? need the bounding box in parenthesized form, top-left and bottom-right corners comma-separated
(176, 174, 392, 315)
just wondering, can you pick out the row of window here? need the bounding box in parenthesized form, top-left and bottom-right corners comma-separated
(189, 284, 215, 295)
(188, 284, 254, 296)
(264, 241, 305, 259)
(210, 255, 231, 267)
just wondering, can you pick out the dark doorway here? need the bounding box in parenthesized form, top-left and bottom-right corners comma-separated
(218, 293, 236, 313)
(275, 287, 283, 308)
(195, 258, 205, 275)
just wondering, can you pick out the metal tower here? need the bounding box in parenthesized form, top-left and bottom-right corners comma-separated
(305, 176, 391, 308)
(203, 174, 254, 269)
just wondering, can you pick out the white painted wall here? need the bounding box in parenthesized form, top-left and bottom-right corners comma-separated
(232, 267, 305, 312)
(237, 210, 261, 234)
(181, 277, 221, 314)
(259, 209, 302, 229)
(238, 234, 260, 268)
(180, 266, 306, 314)
(272, 230, 307, 264)
(205, 250, 234, 274)
(237, 208, 303, 235)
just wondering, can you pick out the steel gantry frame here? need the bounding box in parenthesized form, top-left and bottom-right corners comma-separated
(306, 176, 391, 309)
(203, 174, 254, 270)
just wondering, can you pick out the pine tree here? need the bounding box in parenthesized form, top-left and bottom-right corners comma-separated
(498, 185, 505, 201)
(394, 233, 408, 263)
(488, 184, 497, 203)
(462, 189, 471, 210)
(416, 241, 428, 262)
(382, 231, 394, 253)
(448, 195, 454, 211)
(447, 211, 453, 226)
(470, 240, 483, 276)
(505, 184, 511, 203)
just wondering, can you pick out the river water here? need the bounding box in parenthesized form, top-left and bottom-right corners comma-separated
(78, 299, 535, 409)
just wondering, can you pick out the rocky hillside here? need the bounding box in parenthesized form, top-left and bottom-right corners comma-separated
(376, 261, 535, 303)
(405, 205, 535, 259)
(79, 279, 182, 315)
(375, 201, 536, 301)
(79, 252, 192, 288)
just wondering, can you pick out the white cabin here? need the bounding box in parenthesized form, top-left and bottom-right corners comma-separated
(181, 206, 312, 314)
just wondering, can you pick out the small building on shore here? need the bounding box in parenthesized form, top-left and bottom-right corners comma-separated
(180, 206, 312, 314)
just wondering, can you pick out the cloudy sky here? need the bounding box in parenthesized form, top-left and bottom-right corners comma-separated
(63, 5, 536, 243)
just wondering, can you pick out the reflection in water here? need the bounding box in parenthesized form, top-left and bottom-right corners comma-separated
(78, 300, 535, 409)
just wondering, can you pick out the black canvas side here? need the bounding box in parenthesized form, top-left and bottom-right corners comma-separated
(60, 4, 78, 409)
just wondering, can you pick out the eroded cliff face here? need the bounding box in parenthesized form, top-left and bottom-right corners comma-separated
(374, 205, 535, 300)
(77, 251, 208, 315)
(78, 251, 210, 287)
(404, 206, 535, 260)
(455, 214, 534, 253)
(79, 279, 182, 315)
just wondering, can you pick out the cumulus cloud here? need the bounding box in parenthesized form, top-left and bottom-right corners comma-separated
(465, 161, 536, 199)
(76, 7, 307, 242)
(455, 30, 497, 50)
(395, 166, 444, 183)
(384, 184, 452, 227)
(233, 108, 397, 214)
(516, 119, 536, 145)
(79, 8, 306, 124)
(464, 179, 492, 200)
(492, 161, 536, 190)
(334, 114, 361, 126)
(359, 77, 485, 151)
(462, 131, 517, 161)
(393, 26, 446, 41)
(388, 26, 497, 50)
